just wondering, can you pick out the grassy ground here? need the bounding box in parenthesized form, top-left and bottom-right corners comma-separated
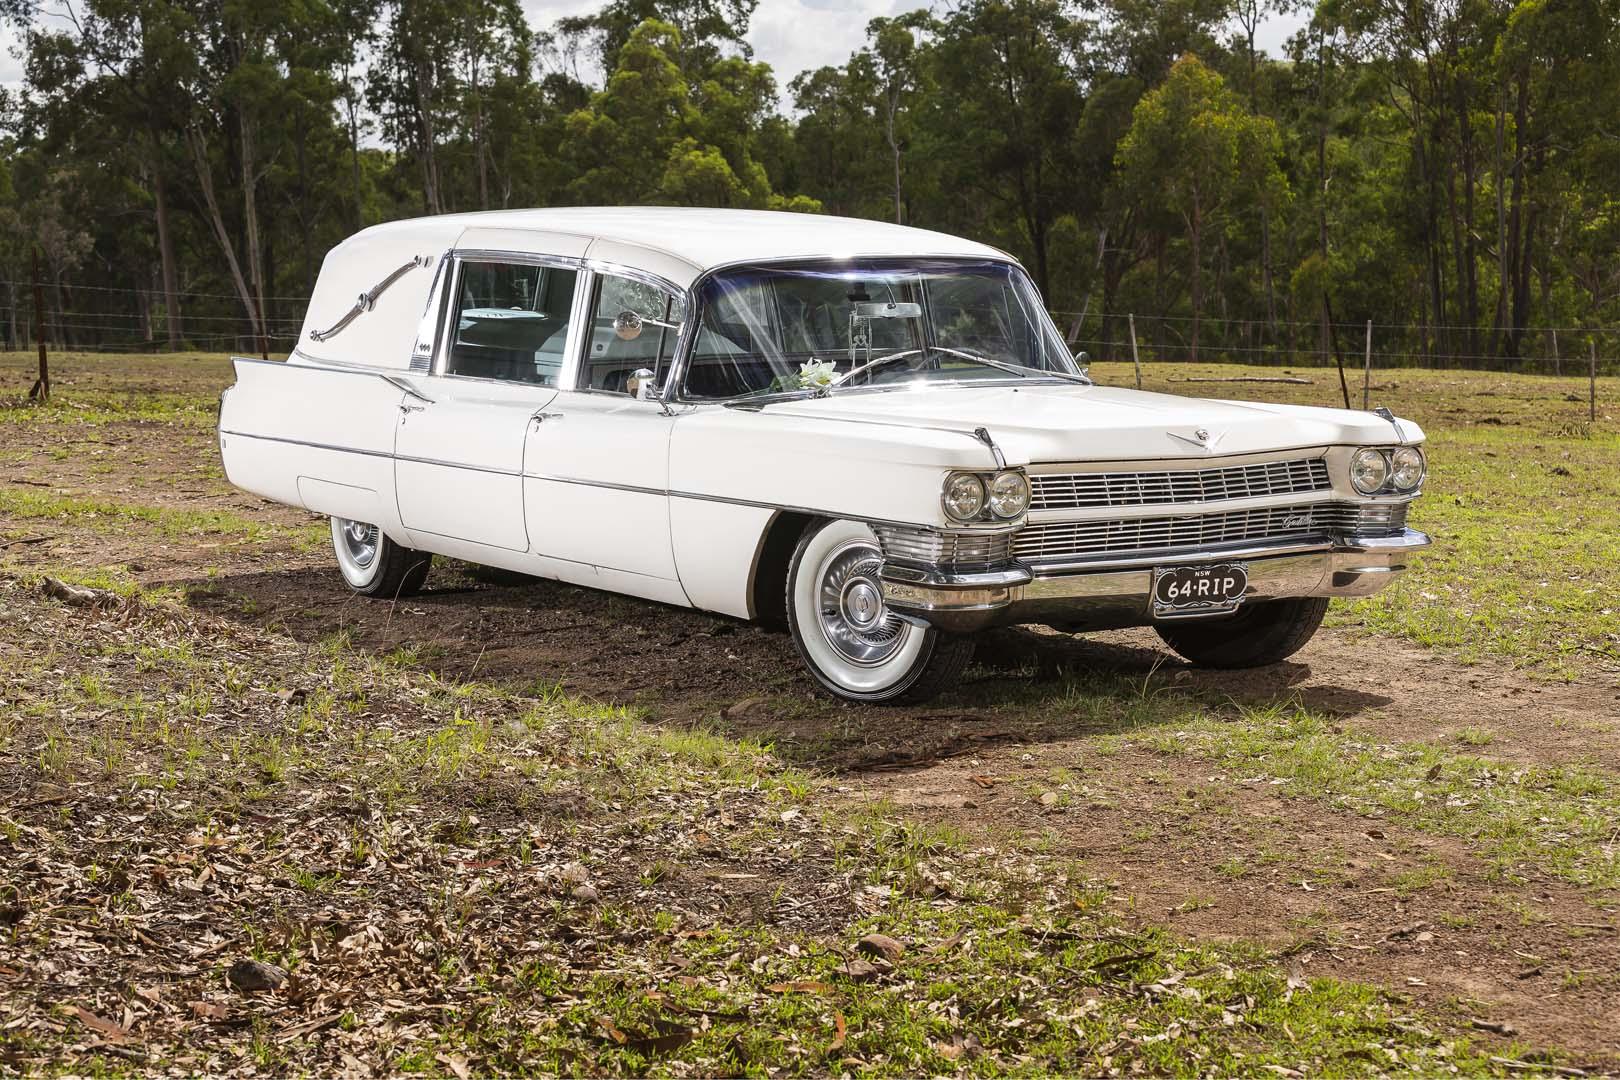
(0, 573, 1518, 1076)
(2, 350, 1617, 1073)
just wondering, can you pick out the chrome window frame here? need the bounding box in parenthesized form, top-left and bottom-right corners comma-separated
(573, 262, 687, 399)
(431, 249, 595, 391)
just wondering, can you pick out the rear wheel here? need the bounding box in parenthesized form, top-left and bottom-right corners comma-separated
(330, 517, 431, 599)
(786, 519, 973, 704)
(1155, 596, 1328, 668)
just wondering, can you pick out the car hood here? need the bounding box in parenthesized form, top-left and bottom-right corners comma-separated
(749, 382, 1424, 465)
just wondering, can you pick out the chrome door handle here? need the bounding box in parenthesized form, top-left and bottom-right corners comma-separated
(532, 412, 563, 426)
(400, 402, 426, 414)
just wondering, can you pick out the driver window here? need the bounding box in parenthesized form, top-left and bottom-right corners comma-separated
(446, 260, 578, 384)
(581, 274, 684, 395)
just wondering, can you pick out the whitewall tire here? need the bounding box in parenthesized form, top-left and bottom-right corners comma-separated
(330, 517, 432, 599)
(786, 519, 973, 704)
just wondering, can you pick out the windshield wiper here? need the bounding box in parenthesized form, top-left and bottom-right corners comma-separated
(936, 345, 1091, 385)
(816, 348, 923, 397)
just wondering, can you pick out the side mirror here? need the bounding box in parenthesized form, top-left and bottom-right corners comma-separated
(614, 310, 644, 341)
(629, 368, 658, 400)
(1073, 349, 1090, 376)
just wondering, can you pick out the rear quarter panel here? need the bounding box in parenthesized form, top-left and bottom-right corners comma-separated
(218, 358, 407, 538)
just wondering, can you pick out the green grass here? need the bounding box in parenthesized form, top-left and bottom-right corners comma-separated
(0, 487, 322, 547)
(1127, 699, 1620, 889)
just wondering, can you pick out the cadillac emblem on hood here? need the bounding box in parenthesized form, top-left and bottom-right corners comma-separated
(1169, 427, 1220, 449)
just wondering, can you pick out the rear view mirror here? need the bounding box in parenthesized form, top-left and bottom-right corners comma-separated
(853, 301, 922, 319)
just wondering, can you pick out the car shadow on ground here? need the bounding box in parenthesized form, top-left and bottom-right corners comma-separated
(178, 564, 1393, 771)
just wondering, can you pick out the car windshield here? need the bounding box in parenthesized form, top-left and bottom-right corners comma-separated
(680, 259, 1083, 400)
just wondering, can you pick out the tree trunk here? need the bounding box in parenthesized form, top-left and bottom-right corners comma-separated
(296, 107, 316, 296)
(1508, 69, 1533, 361)
(1187, 200, 1203, 364)
(186, 125, 263, 351)
(240, 112, 270, 360)
(472, 42, 489, 211)
(414, 55, 443, 215)
(346, 78, 365, 231)
(885, 86, 903, 225)
(1488, 85, 1508, 363)
(150, 140, 183, 349)
(1066, 227, 1107, 347)
(4, 279, 16, 350)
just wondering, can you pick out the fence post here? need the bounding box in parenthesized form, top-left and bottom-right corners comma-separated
(28, 246, 49, 403)
(1550, 328, 1560, 376)
(1591, 339, 1598, 422)
(1362, 319, 1372, 409)
(1128, 313, 1142, 390)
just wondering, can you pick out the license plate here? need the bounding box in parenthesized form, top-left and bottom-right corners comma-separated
(1152, 563, 1249, 618)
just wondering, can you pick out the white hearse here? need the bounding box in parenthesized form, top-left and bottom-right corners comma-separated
(217, 207, 1430, 703)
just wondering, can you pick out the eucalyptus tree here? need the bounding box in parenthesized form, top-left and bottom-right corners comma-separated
(1117, 53, 1286, 360)
(919, 0, 1091, 296)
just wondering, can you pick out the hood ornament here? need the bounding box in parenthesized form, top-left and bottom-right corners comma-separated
(1168, 427, 1222, 450)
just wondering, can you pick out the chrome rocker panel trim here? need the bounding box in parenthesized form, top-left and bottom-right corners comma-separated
(880, 529, 1432, 633)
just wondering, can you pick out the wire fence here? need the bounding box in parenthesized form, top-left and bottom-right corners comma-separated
(3, 278, 1617, 380)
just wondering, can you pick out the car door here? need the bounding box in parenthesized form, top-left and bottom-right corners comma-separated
(394, 254, 582, 553)
(522, 270, 685, 581)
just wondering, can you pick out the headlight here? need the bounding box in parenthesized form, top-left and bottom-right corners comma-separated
(942, 472, 986, 522)
(1350, 448, 1391, 494)
(1390, 446, 1425, 491)
(987, 470, 1030, 519)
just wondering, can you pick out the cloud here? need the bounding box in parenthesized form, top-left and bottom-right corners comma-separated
(2, 25, 24, 86)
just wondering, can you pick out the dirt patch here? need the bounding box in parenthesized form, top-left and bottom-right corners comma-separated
(852, 742, 1620, 1059)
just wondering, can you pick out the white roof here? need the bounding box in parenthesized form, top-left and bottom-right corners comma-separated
(294, 207, 1014, 370)
(365, 206, 1014, 285)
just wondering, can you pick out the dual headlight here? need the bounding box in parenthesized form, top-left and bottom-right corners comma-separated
(943, 470, 1030, 522)
(1350, 446, 1426, 495)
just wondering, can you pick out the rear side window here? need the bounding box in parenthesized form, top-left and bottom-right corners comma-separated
(445, 261, 578, 385)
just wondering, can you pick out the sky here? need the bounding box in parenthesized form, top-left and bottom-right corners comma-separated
(1, 0, 1308, 103)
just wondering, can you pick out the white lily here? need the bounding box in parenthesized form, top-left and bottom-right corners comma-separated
(798, 359, 838, 389)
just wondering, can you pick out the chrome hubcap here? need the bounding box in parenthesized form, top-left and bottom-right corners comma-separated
(338, 519, 379, 568)
(817, 541, 906, 666)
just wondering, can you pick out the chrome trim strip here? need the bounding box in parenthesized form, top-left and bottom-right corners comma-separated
(523, 471, 943, 531)
(218, 430, 523, 477)
(1019, 537, 1338, 574)
(216, 431, 950, 529)
(881, 564, 1033, 589)
(381, 374, 435, 404)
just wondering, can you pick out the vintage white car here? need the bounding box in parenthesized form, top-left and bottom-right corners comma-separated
(217, 207, 1430, 703)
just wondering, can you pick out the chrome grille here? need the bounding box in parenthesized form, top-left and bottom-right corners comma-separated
(1012, 501, 1376, 563)
(1030, 458, 1330, 511)
(874, 525, 1014, 569)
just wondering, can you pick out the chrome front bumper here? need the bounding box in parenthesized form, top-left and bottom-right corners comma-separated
(880, 529, 1432, 633)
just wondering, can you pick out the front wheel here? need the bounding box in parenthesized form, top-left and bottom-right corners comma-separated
(786, 519, 973, 704)
(1155, 596, 1328, 668)
(330, 517, 432, 599)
